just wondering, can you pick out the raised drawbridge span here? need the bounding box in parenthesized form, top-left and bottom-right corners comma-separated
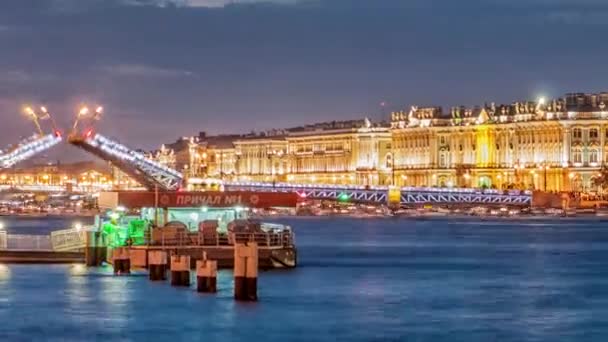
(0, 106, 62, 169)
(68, 133, 183, 191)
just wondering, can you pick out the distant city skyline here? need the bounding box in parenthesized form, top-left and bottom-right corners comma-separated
(2, 0, 607, 159)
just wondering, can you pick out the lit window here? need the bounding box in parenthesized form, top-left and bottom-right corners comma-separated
(590, 128, 599, 139)
(573, 149, 582, 163)
(590, 149, 599, 164)
(439, 152, 447, 168)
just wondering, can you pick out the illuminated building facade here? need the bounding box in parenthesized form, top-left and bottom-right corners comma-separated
(151, 91, 608, 192)
(392, 92, 608, 192)
(285, 119, 392, 185)
(0, 161, 112, 189)
(234, 136, 288, 182)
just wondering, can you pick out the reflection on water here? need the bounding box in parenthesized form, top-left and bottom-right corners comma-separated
(0, 217, 608, 341)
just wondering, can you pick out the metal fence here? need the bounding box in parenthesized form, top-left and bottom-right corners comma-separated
(4, 234, 53, 251)
(147, 230, 295, 248)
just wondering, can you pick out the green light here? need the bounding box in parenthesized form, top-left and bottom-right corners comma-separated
(338, 193, 349, 202)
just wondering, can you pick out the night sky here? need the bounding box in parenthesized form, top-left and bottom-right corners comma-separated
(1, 0, 606, 157)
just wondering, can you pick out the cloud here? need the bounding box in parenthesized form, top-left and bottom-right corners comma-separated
(101, 64, 196, 78)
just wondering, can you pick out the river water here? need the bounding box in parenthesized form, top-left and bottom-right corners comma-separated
(0, 216, 607, 341)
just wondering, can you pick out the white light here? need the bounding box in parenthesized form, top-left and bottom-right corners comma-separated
(74, 223, 82, 231)
(189, 213, 199, 221)
(235, 206, 243, 213)
(538, 97, 546, 105)
(0, 222, 4, 230)
(115, 206, 126, 212)
(200, 206, 208, 212)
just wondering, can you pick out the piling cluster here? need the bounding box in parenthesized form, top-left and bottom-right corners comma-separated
(102, 243, 259, 301)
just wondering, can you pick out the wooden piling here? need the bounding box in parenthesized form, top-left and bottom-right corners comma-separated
(196, 259, 217, 293)
(148, 250, 168, 281)
(85, 231, 99, 266)
(234, 242, 258, 301)
(170, 255, 191, 286)
(113, 247, 131, 275)
(85, 231, 107, 267)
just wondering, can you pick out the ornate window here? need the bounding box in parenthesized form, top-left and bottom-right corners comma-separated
(590, 149, 599, 164)
(385, 153, 393, 169)
(590, 128, 599, 139)
(573, 149, 582, 164)
(439, 151, 448, 168)
(573, 128, 582, 139)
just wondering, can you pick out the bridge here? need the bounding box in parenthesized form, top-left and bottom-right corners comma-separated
(224, 182, 532, 206)
(0, 105, 533, 206)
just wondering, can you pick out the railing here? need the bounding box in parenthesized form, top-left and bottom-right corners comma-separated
(146, 229, 295, 248)
(4, 234, 53, 251)
(50, 228, 87, 251)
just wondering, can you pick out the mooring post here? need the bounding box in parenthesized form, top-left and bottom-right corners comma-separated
(170, 255, 191, 286)
(85, 231, 99, 266)
(234, 242, 258, 301)
(245, 242, 258, 301)
(196, 259, 218, 293)
(148, 250, 168, 281)
(113, 247, 131, 275)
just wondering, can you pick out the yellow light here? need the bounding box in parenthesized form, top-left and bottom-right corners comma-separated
(538, 97, 546, 105)
(569, 172, 575, 179)
(79, 106, 89, 116)
(24, 106, 34, 115)
(0, 175, 6, 180)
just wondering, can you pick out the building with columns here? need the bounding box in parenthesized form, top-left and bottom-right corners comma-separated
(391, 92, 608, 192)
(150, 91, 608, 193)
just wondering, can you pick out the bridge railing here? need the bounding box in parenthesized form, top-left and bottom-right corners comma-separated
(225, 181, 532, 196)
(0, 134, 62, 169)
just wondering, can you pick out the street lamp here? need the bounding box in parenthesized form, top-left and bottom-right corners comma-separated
(24, 105, 58, 136)
(72, 105, 103, 135)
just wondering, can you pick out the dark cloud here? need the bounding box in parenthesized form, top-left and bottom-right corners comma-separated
(0, 0, 605, 154)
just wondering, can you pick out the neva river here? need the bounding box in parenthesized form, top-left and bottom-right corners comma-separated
(0, 216, 607, 341)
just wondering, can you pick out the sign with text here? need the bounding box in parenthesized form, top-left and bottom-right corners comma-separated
(51, 228, 86, 251)
(100, 191, 299, 209)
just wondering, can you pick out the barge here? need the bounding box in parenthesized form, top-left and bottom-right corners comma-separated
(91, 190, 298, 269)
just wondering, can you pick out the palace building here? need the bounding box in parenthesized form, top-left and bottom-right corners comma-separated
(153, 91, 608, 193)
(392, 92, 608, 192)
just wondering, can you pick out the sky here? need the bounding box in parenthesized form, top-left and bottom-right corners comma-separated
(1, 0, 607, 158)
